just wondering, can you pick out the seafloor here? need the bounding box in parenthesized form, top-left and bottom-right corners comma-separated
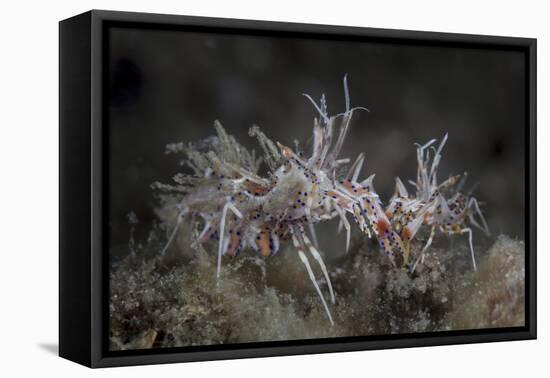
(109, 227, 525, 350)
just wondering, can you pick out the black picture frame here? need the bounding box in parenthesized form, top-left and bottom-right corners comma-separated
(59, 9, 537, 368)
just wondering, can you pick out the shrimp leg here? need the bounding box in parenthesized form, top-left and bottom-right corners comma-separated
(460, 227, 477, 272)
(410, 225, 436, 273)
(334, 203, 351, 253)
(291, 228, 334, 326)
(301, 228, 335, 304)
(160, 206, 187, 256)
(217, 200, 243, 279)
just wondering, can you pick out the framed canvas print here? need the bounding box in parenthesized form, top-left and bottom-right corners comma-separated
(59, 10, 536, 368)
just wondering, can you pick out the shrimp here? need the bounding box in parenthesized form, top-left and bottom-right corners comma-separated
(152, 77, 489, 326)
(154, 76, 374, 325)
(385, 134, 490, 272)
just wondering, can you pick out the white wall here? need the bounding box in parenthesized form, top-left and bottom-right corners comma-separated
(0, 0, 546, 376)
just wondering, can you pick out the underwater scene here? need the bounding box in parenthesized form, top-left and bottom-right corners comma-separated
(107, 26, 526, 350)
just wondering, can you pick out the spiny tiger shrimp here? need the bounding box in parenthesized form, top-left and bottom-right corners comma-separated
(155, 76, 388, 325)
(385, 134, 490, 272)
(152, 76, 490, 326)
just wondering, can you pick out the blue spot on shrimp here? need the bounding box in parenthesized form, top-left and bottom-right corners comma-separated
(153, 76, 489, 326)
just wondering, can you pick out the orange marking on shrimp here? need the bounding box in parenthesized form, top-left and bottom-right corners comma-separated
(353, 205, 366, 230)
(225, 234, 241, 257)
(341, 180, 368, 196)
(276, 142, 294, 159)
(244, 180, 270, 196)
(327, 191, 350, 208)
(257, 224, 272, 257)
(361, 198, 377, 218)
(376, 218, 391, 236)
(401, 226, 412, 241)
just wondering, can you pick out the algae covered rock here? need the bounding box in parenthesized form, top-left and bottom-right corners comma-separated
(447, 235, 525, 329)
(109, 234, 525, 350)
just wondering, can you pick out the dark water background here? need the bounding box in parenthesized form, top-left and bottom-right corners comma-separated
(107, 25, 526, 259)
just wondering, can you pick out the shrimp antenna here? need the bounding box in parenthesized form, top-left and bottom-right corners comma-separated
(303, 93, 330, 124)
(343, 74, 350, 113)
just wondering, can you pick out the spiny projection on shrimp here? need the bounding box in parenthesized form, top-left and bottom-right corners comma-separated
(152, 76, 489, 325)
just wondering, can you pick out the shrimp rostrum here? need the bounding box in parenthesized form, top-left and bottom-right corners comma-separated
(385, 134, 490, 273)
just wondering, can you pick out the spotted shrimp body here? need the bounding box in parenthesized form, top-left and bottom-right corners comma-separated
(153, 76, 489, 326)
(385, 134, 490, 272)
(156, 77, 381, 325)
